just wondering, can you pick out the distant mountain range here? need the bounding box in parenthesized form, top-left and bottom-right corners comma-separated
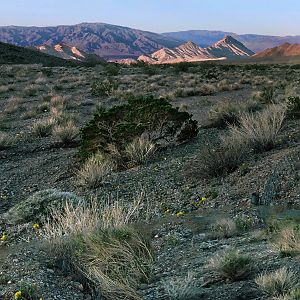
(138, 36, 254, 64)
(162, 30, 300, 53)
(0, 23, 180, 59)
(253, 43, 300, 58)
(35, 44, 104, 62)
(1, 22, 300, 60)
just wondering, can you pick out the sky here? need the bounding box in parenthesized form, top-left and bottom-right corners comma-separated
(1, 0, 300, 36)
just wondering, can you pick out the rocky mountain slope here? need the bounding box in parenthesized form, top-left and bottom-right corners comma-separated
(206, 36, 254, 59)
(0, 23, 181, 59)
(36, 43, 104, 62)
(138, 36, 253, 64)
(253, 42, 300, 58)
(0, 41, 81, 66)
(163, 30, 300, 53)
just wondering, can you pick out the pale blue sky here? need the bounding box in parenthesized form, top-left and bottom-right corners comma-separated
(1, 0, 300, 36)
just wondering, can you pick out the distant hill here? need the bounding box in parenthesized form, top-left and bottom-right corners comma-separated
(0, 41, 82, 66)
(163, 30, 300, 53)
(253, 43, 300, 58)
(0, 23, 181, 59)
(36, 44, 104, 62)
(138, 36, 253, 64)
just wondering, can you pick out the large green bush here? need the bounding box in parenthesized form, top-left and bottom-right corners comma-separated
(80, 95, 198, 166)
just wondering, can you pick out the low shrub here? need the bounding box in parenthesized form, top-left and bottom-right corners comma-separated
(91, 79, 117, 97)
(125, 136, 156, 166)
(255, 267, 298, 298)
(163, 273, 199, 300)
(286, 96, 300, 119)
(77, 152, 114, 188)
(209, 249, 253, 281)
(4, 189, 83, 225)
(80, 95, 198, 168)
(229, 104, 286, 152)
(208, 99, 261, 128)
(52, 121, 79, 145)
(0, 131, 15, 150)
(43, 199, 153, 300)
(210, 218, 238, 239)
(272, 226, 300, 257)
(31, 118, 55, 137)
(187, 132, 250, 179)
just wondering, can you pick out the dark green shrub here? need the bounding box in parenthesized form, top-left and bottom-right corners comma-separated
(41, 68, 53, 77)
(105, 63, 120, 76)
(287, 96, 300, 118)
(91, 79, 117, 97)
(80, 95, 198, 166)
(173, 62, 190, 73)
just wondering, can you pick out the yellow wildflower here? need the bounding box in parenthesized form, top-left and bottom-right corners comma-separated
(33, 223, 40, 231)
(164, 209, 171, 214)
(14, 291, 22, 299)
(176, 211, 184, 218)
(0, 233, 7, 241)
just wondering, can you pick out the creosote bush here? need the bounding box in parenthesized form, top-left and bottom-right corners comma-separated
(43, 198, 153, 300)
(80, 95, 198, 169)
(91, 79, 117, 97)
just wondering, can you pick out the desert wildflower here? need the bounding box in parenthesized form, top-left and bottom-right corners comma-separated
(33, 223, 40, 231)
(14, 291, 22, 299)
(0, 233, 7, 241)
(176, 211, 184, 218)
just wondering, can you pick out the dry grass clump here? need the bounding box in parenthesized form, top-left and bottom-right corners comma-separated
(272, 227, 300, 257)
(209, 249, 253, 281)
(4, 96, 23, 114)
(43, 198, 153, 300)
(210, 218, 238, 239)
(229, 104, 286, 152)
(125, 136, 156, 165)
(189, 132, 249, 179)
(217, 79, 233, 91)
(23, 84, 37, 97)
(208, 99, 260, 128)
(197, 83, 217, 95)
(31, 118, 55, 137)
(50, 95, 66, 112)
(78, 152, 115, 188)
(255, 267, 299, 298)
(52, 121, 79, 145)
(163, 273, 198, 300)
(0, 132, 16, 150)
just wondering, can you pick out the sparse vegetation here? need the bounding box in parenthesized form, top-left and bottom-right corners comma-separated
(0, 131, 16, 150)
(43, 198, 153, 300)
(80, 95, 198, 168)
(209, 249, 253, 281)
(77, 152, 114, 188)
(255, 267, 299, 298)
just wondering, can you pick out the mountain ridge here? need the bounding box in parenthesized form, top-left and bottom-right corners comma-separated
(138, 36, 253, 64)
(0, 22, 182, 59)
(35, 43, 104, 62)
(253, 42, 300, 58)
(163, 30, 300, 52)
